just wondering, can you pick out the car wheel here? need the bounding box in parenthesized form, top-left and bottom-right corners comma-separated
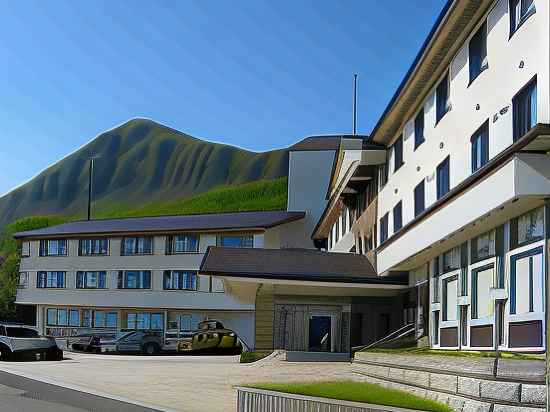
(142, 343, 160, 356)
(0, 345, 13, 361)
(46, 348, 63, 361)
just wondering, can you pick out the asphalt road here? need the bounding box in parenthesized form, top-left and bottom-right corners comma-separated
(0, 370, 161, 412)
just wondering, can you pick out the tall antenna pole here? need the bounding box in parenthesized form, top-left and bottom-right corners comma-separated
(353, 74, 358, 135)
(87, 157, 95, 221)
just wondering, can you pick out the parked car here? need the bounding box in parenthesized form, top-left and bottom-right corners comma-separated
(0, 323, 63, 361)
(95, 330, 165, 355)
(177, 320, 242, 354)
(70, 331, 116, 352)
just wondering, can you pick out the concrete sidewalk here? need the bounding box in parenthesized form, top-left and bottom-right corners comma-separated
(0, 352, 353, 412)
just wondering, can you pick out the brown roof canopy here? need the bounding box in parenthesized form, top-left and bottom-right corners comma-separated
(14, 210, 306, 239)
(200, 246, 407, 285)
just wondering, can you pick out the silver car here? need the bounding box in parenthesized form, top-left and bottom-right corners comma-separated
(0, 323, 63, 361)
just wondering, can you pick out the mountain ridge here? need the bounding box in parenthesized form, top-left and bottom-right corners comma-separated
(0, 118, 290, 227)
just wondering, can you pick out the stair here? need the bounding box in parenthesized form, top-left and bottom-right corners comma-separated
(352, 352, 545, 412)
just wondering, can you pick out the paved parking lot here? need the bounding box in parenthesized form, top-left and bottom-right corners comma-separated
(0, 352, 353, 412)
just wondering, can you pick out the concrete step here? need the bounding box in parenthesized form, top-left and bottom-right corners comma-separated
(352, 352, 546, 411)
(286, 351, 350, 362)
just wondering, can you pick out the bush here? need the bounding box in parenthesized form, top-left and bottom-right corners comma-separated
(240, 351, 272, 364)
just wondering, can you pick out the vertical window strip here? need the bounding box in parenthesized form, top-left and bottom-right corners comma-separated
(471, 271, 478, 319)
(528, 256, 534, 312)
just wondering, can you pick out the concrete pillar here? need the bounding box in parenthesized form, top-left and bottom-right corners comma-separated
(254, 284, 275, 351)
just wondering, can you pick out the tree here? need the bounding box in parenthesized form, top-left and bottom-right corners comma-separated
(0, 216, 66, 320)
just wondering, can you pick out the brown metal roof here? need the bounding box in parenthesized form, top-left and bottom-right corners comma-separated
(289, 135, 381, 152)
(13, 210, 306, 239)
(200, 246, 407, 285)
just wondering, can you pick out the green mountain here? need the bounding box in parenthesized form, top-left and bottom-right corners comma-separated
(0, 119, 290, 227)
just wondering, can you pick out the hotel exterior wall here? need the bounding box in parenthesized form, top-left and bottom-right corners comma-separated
(377, 0, 549, 246)
(377, 154, 550, 273)
(286, 150, 335, 249)
(17, 233, 262, 310)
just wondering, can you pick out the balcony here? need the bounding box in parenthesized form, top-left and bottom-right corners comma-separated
(377, 153, 550, 273)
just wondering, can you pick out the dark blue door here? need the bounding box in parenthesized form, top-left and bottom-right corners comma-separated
(308, 316, 331, 352)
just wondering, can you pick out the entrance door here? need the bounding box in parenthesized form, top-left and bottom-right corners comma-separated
(308, 316, 331, 352)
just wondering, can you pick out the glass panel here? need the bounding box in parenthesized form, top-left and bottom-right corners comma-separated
(125, 271, 138, 288)
(475, 267, 494, 318)
(517, 207, 544, 245)
(69, 310, 80, 327)
(47, 308, 57, 326)
(94, 311, 106, 328)
(136, 313, 150, 330)
(127, 313, 137, 329)
(151, 313, 163, 330)
(106, 313, 117, 328)
(83, 310, 92, 327)
(180, 315, 192, 331)
(445, 278, 458, 321)
(57, 309, 68, 326)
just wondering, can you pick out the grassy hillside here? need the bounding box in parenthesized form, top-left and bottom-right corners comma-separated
(0, 118, 289, 227)
(96, 177, 288, 219)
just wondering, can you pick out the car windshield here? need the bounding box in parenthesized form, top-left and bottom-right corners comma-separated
(5, 327, 39, 338)
(112, 332, 134, 341)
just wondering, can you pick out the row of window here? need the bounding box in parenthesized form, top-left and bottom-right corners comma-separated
(45, 308, 166, 331)
(387, 1, 536, 179)
(33, 234, 254, 257)
(32, 270, 203, 291)
(380, 76, 538, 245)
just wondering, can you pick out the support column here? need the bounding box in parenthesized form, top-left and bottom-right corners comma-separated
(254, 284, 275, 351)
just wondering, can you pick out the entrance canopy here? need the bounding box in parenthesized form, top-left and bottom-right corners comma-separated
(200, 247, 407, 289)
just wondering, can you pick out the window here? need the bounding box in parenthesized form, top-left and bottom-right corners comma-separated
(21, 242, 30, 258)
(126, 312, 163, 330)
(433, 312, 440, 345)
(392, 135, 404, 172)
(335, 218, 340, 243)
(436, 72, 450, 123)
(513, 77, 537, 141)
(510, 207, 544, 248)
(121, 237, 153, 255)
(380, 213, 389, 243)
(217, 235, 253, 248)
(469, 22, 488, 84)
(393, 201, 403, 233)
(18, 272, 28, 289)
(442, 247, 460, 273)
(414, 180, 425, 217)
(69, 309, 80, 327)
(37, 271, 65, 288)
(414, 110, 425, 149)
(166, 234, 199, 254)
(342, 207, 348, 235)
(163, 270, 198, 291)
(510, 0, 536, 36)
(471, 230, 495, 263)
(76, 271, 107, 289)
(117, 271, 152, 289)
(510, 246, 543, 315)
(471, 265, 494, 319)
(93, 311, 118, 328)
(379, 158, 389, 187)
(79, 239, 109, 256)
(471, 121, 489, 172)
(39, 239, 67, 256)
(436, 157, 450, 200)
(442, 275, 458, 321)
(47, 308, 58, 326)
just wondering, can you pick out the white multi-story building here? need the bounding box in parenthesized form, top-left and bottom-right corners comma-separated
(314, 0, 550, 352)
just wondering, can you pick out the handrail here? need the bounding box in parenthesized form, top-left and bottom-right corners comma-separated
(352, 323, 415, 353)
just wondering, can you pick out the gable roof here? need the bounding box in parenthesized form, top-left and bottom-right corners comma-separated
(200, 246, 407, 285)
(14, 210, 306, 239)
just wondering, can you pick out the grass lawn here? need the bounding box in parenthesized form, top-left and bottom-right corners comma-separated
(362, 346, 544, 361)
(248, 381, 452, 412)
(96, 177, 288, 219)
(240, 351, 272, 364)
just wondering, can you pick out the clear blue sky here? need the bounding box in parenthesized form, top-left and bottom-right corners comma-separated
(0, 0, 445, 196)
